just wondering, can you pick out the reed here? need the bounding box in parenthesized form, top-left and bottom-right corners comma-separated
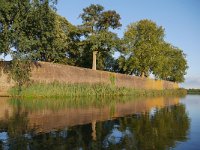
(9, 82, 187, 98)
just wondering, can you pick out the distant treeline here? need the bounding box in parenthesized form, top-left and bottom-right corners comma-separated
(187, 89, 200, 94)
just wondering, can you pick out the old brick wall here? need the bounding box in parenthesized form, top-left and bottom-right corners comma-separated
(0, 61, 179, 96)
(0, 62, 15, 96)
(30, 62, 178, 89)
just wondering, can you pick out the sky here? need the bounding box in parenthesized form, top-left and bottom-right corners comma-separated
(56, 0, 200, 89)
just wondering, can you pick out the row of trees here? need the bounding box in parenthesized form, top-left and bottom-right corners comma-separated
(118, 20, 188, 82)
(0, 1, 188, 83)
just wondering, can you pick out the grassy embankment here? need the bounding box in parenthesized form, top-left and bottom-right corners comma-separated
(187, 89, 200, 94)
(9, 82, 187, 99)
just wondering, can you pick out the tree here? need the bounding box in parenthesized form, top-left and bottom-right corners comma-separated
(167, 48, 188, 82)
(10, 54, 31, 93)
(26, 9, 80, 64)
(0, 0, 30, 56)
(0, 0, 58, 57)
(78, 4, 121, 70)
(150, 42, 188, 83)
(121, 19, 165, 77)
(15, 1, 72, 63)
(117, 19, 187, 82)
(0, 0, 67, 89)
(0, 0, 80, 64)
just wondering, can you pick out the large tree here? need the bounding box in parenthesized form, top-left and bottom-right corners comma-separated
(0, 0, 78, 63)
(0, 0, 80, 88)
(0, 0, 30, 56)
(0, 0, 57, 56)
(152, 43, 188, 82)
(118, 19, 187, 82)
(121, 19, 165, 77)
(78, 4, 121, 70)
(24, 8, 79, 64)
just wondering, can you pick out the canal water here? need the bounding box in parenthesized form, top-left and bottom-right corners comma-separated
(0, 95, 199, 150)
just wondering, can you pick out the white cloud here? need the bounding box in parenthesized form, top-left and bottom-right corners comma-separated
(180, 76, 200, 89)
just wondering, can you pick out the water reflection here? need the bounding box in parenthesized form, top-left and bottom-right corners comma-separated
(0, 96, 190, 149)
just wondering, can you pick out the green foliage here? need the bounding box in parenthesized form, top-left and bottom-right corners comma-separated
(9, 82, 187, 98)
(17, 2, 77, 64)
(78, 4, 121, 70)
(0, 0, 54, 54)
(10, 55, 31, 93)
(120, 19, 165, 77)
(1, 2, 188, 87)
(117, 19, 188, 82)
(0, 0, 63, 90)
(109, 73, 116, 86)
(152, 43, 188, 82)
(0, 0, 78, 64)
(79, 4, 121, 32)
(187, 89, 200, 94)
(0, 0, 82, 89)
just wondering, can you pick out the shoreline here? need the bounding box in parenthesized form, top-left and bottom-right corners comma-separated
(8, 82, 187, 99)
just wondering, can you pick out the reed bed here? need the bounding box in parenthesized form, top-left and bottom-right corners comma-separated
(9, 82, 187, 98)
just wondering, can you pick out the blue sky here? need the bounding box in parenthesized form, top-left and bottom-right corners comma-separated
(56, 0, 200, 88)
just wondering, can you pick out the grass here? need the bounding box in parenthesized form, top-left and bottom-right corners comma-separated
(9, 82, 187, 99)
(8, 82, 187, 112)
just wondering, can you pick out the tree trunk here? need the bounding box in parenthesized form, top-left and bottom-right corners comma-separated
(92, 51, 98, 70)
(92, 120, 96, 140)
(141, 72, 145, 78)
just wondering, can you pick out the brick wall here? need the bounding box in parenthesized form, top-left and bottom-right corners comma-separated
(0, 62, 15, 96)
(0, 61, 179, 96)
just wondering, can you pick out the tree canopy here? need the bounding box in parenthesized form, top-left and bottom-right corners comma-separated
(117, 19, 187, 82)
(119, 19, 165, 77)
(152, 43, 188, 82)
(0, 0, 78, 63)
(0, 2, 188, 83)
(0, 0, 78, 88)
(77, 4, 121, 70)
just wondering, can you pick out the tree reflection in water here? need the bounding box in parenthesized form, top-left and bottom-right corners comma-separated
(101, 104, 190, 150)
(0, 103, 189, 150)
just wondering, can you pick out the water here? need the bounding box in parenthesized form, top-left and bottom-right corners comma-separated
(0, 95, 199, 150)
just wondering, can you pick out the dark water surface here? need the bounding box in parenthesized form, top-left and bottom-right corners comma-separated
(0, 95, 199, 150)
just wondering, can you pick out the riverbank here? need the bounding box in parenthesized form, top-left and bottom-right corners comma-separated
(1, 61, 179, 97)
(9, 82, 187, 98)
